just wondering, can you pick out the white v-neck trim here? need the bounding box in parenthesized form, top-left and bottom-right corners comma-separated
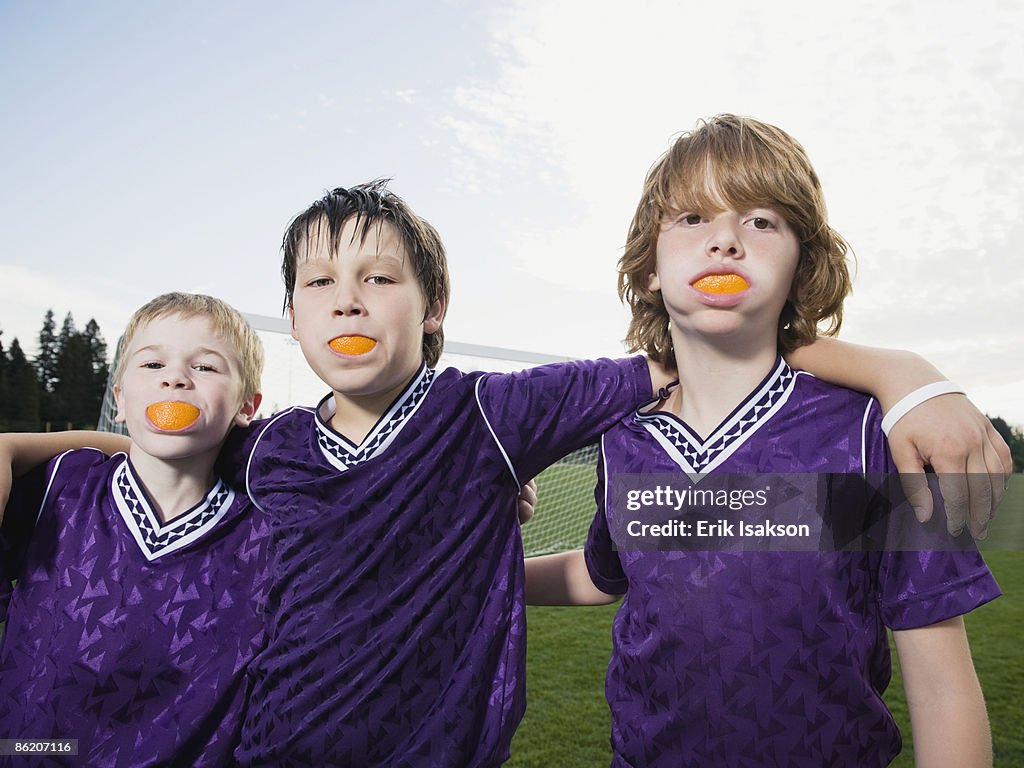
(636, 357, 799, 482)
(313, 363, 436, 473)
(110, 454, 235, 562)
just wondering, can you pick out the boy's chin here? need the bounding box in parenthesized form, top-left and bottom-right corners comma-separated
(323, 361, 422, 400)
(129, 429, 231, 464)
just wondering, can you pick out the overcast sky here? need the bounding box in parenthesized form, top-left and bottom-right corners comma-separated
(2, 0, 1022, 424)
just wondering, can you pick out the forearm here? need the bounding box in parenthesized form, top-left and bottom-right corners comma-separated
(785, 338, 944, 412)
(1, 431, 130, 477)
(525, 550, 620, 606)
(908, 693, 991, 768)
(894, 618, 992, 768)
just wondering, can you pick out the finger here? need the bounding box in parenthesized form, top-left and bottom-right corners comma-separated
(983, 436, 1006, 522)
(521, 480, 538, 508)
(965, 450, 992, 540)
(985, 421, 1013, 512)
(889, 445, 932, 522)
(933, 468, 969, 537)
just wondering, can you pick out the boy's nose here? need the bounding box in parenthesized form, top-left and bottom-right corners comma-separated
(161, 368, 192, 389)
(706, 223, 744, 258)
(332, 290, 365, 316)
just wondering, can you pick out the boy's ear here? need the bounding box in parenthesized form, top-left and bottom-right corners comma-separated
(288, 305, 299, 341)
(112, 384, 127, 424)
(422, 296, 446, 335)
(647, 271, 661, 293)
(234, 392, 262, 428)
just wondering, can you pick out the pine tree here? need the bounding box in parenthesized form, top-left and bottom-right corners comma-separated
(3, 338, 41, 431)
(0, 330, 8, 431)
(36, 309, 59, 391)
(36, 309, 59, 424)
(83, 318, 110, 426)
(84, 318, 110, 400)
(55, 328, 94, 429)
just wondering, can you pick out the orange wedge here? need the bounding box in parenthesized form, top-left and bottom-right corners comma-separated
(329, 335, 377, 355)
(146, 401, 201, 431)
(692, 274, 749, 294)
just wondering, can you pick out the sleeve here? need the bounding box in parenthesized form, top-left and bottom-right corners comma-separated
(1, 450, 94, 621)
(862, 399, 1002, 630)
(583, 441, 628, 595)
(216, 420, 267, 489)
(474, 356, 651, 484)
(1, 461, 52, 583)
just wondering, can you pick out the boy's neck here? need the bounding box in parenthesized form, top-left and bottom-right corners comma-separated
(666, 331, 779, 440)
(328, 366, 422, 445)
(126, 443, 220, 524)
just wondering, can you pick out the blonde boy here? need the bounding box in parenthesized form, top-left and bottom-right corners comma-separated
(0, 293, 269, 767)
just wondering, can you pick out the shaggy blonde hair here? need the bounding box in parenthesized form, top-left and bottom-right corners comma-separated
(620, 114, 852, 366)
(114, 292, 264, 400)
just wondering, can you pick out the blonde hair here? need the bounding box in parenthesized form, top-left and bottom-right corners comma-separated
(114, 292, 264, 400)
(620, 114, 852, 366)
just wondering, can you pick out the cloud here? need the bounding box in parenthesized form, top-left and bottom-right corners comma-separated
(437, 0, 1024, 422)
(0, 265, 138, 358)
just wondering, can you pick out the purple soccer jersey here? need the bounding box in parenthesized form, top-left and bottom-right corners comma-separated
(228, 356, 650, 767)
(585, 357, 1001, 768)
(0, 448, 272, 768)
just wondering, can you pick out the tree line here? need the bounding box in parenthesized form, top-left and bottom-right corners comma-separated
(0, 310, 109, 432)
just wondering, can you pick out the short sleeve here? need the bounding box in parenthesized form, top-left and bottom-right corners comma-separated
(1, 461, 50, 589)
(583, 442, 628, 595)
(1, 448, 107, 620)
(475, 356, 651, 484)
(862, 400, 1002, 629)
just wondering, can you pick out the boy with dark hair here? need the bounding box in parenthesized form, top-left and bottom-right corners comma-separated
(0, 293, 269, 766)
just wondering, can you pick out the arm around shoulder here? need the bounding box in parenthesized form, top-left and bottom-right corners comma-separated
(892, 616, 992, 768)
(786, 338, 1011, 536)
(0, 431, 131, 523)
(2, 430, 130, 477)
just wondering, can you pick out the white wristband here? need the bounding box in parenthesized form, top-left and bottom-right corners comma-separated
(881, 381, 966, 436)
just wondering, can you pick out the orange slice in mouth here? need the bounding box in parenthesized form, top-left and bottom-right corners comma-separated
(692, 274, 749, 294)
(329, 335, 377, 356)
(146, 401, 201, 431)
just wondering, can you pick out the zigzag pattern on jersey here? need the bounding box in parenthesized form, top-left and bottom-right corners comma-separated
(636, 360, 796, 475)
(315, 365, 436, 472)
(112, 459, 234, 560)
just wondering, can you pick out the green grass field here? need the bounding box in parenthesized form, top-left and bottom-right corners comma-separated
(510, 476, 1024, 766)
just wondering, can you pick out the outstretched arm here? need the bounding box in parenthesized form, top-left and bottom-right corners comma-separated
(0, 431, 131, 523)
(893, 616, 992, 768)
(786, 338, 1011, 537)
(525, 549, 620, 606)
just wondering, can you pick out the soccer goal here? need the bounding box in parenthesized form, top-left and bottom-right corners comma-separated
(96, 312, 600, 557)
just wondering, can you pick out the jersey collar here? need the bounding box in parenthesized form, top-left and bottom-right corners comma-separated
(110, 454, 236, 562)
(635, 356, 798, 480)
(313, 362, 436, 473)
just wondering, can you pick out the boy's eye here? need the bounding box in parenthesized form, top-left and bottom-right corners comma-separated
(141, 362, 164, 370)
(680, 213, 703, 226)
(749, 217, 773, 230)
(307, 277, 333, 288)
(193, 363, 217, 372)
(367, 275, 394, 286)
